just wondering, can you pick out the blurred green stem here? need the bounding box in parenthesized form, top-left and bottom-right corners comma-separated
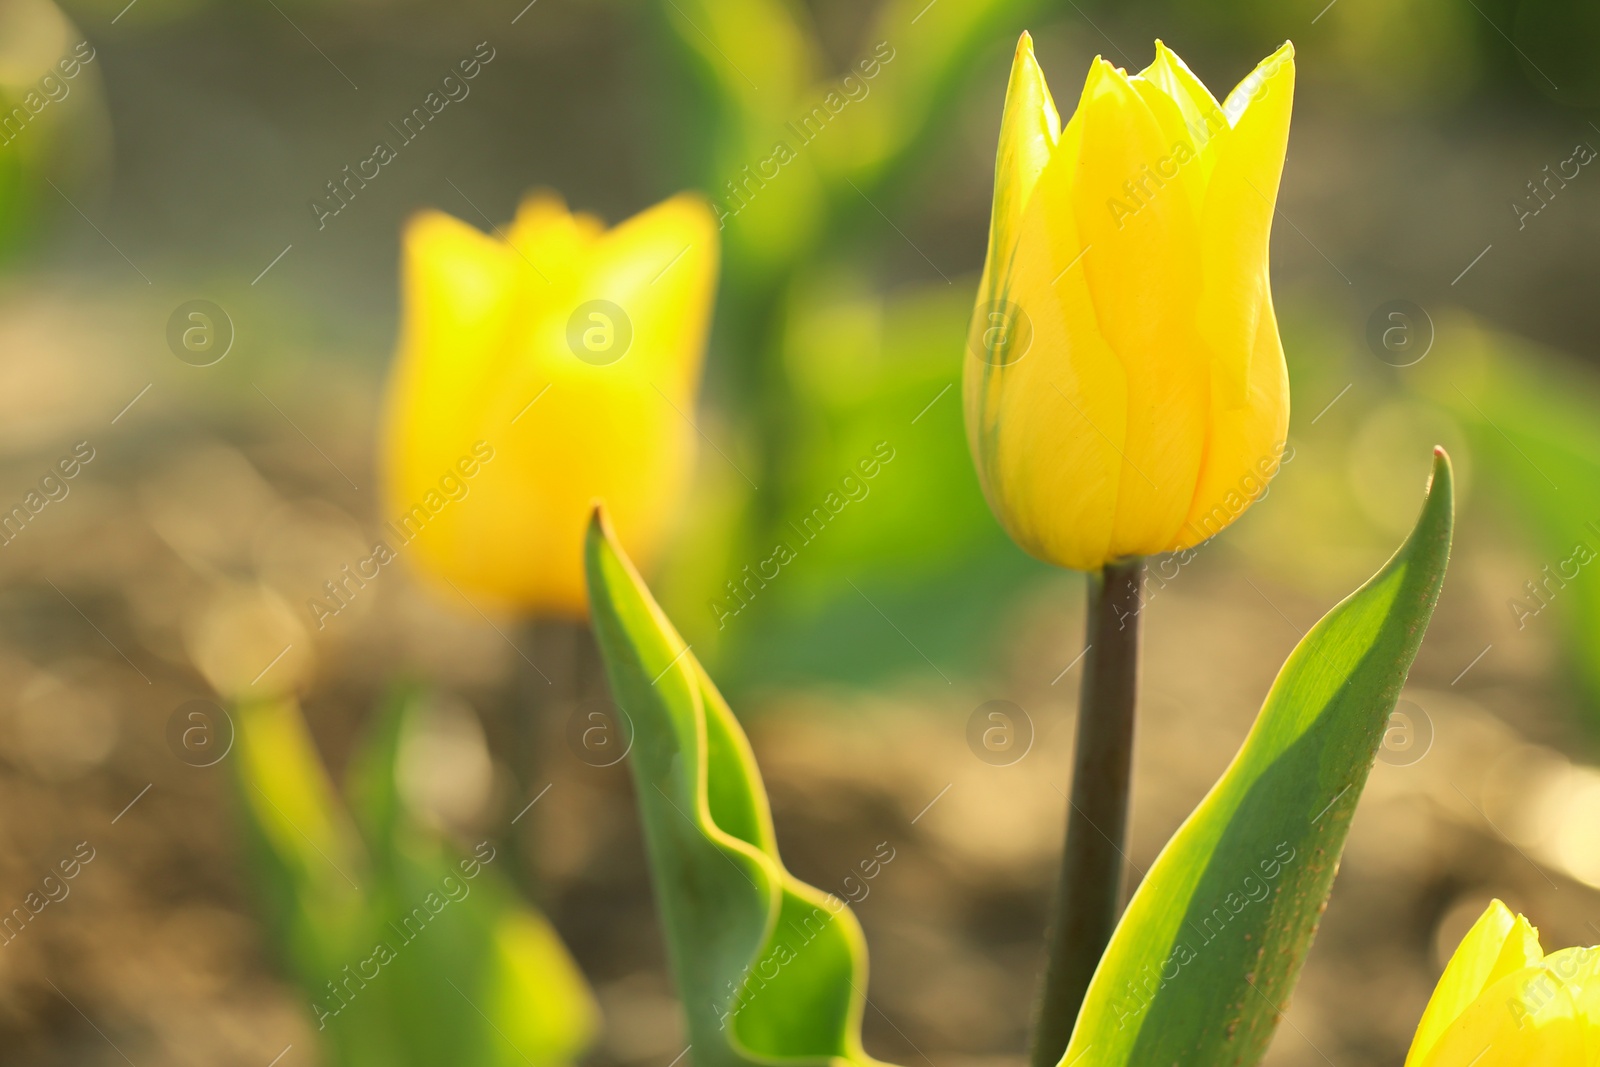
(1032, 558, 1144, 1067)
(506, 619, 585, 904)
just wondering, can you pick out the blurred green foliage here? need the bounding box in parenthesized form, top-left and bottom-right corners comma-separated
(0, 0, 109, 259)
(230, 690, 597, 1067)
(646, 0, 1058, 688)
(634, 0, 1600, 716)
(1433, 329, 1600, 719)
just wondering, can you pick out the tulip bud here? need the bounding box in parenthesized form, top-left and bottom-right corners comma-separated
(965, 35, 1294, 571)
(1406, 899, 1599, 1065)
(380, 192, 719, 616)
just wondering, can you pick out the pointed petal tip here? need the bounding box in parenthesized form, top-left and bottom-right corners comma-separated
(647, 190, 720, 240)
(516, 186, 572, 217)
(1006, 30, 1047, 90)
(1480, 897, 1514, 921)
(403, 206, 470, 238)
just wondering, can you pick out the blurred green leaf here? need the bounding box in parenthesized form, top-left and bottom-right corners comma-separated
(585, 509, 894, 1067)
(830, 0, 1045, 183)
(0, 2, 112, 259)
(232, 692, 597, 1067)
(1063, 450, 1454, 1066)
(679, 277, 1039, 688)
(1436, 333, 1600, 724)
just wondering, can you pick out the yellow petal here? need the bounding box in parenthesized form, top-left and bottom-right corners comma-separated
(584, 192, 722, 392)
(381, 194, 719, 616)
(382, 210, 519, 548)
(1139, 40, 1226, 153)
(1557, 948, 1600, 1065)
(1196, 41, 1294, 408)
(1132, 40, 1226, 219)
(1418, 963, 1585, 1067)
(1406, 900, 1545, 1067)
(507, 191, 605, 275)
(980, 32, 1060, 299)
(1065, 59, 1207, 556)
(965, 95, 1125, 571)
(965, 43, 1296, 569)
(1175, 284, 1289, 548)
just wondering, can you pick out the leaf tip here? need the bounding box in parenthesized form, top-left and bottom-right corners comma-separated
(1427, 446, 1454, 510)
(584, 503, 619, 605)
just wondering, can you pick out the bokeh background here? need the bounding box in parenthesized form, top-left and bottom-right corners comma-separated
(3, 0, 1600, 1063)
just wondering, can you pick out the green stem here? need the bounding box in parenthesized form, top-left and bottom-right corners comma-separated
(1030, 557, 1144, 1067)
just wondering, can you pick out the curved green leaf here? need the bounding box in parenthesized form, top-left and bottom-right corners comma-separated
(1063, 449, 1455, 1066)
(231, 692, 597, 1067)
(585, 508, 894, 1067)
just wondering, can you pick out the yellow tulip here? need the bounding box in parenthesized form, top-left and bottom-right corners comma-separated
(964, 35, 1295, 571)
(380, 191, 719, 616)
(1406, 899, 1600, 1066)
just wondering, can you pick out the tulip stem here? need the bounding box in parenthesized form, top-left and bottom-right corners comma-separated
(1031, 557, 1144, 1067)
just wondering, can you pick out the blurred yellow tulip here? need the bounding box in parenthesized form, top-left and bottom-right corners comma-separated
(381, 191, 719, 616)
(1406, 899, 1600, 1066)
(964, 35, 1295, 571)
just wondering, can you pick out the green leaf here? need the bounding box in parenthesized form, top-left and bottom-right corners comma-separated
(1063, 448, 1454, 1066)
(233, 697, 390, 1067)
(231, 692, 597, 1067)
(585, 508, 895, 1067)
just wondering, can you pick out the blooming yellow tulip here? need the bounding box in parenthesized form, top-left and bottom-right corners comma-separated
(380, 192, 719, 616)
(965, 35, 1295, 571)
(1406, 899, 1600, 1066)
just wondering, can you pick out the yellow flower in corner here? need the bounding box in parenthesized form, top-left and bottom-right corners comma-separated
(964, 35, 1295, 571)
(1406, 899, 1599, 1065)
(381, 192, 719, 616)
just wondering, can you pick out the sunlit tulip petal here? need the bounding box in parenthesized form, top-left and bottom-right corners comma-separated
(1407, 900, 1544, 1067)
(1418, 965, 1584, 1067)
(982, 127, 1125, 570)
(1179, 287, 1290, 547)
(964, 38, 1294, 570)
(1198, 41, 1295, 409)
(1403, 902, 1600, 1067)
(983, 31, 1059, 292)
